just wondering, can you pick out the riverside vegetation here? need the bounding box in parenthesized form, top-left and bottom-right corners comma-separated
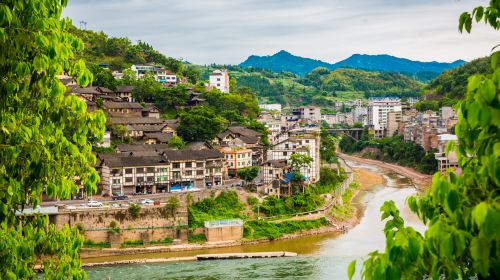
(339, 133, 438, 174)
(187, 166, 348, 242)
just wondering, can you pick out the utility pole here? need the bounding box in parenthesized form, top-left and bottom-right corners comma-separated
(79, 20, 87, 30)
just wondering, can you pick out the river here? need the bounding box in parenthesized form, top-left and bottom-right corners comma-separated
(85, 161, 425, 280)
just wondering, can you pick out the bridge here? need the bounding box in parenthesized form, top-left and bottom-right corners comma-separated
(327, 128, 364, 140)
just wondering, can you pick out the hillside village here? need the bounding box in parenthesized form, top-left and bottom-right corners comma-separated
(56, 60, 457, 201)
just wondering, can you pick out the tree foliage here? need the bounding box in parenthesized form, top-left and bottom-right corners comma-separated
(177, 106, 228, 142)
(0, 1, 106, 278)
(351, 3, 500, 279)
(340, 135, 438, 174)
(237, 166, 259, 183)
(167, 135, 186, 149)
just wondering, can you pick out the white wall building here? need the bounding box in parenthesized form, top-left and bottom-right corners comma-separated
(259, 104, 282, 112)
(292, 106, 322, 122)
(368, 97, 402, 132)
(209, 69, 230, 93)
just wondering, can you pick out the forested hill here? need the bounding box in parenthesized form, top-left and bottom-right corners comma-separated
(69, 26, 183, 73)
(240, 50, 331, 77)
(195, 65, 423, 108)
(239, 50, 465, 81)
(424, 56, 491, 100)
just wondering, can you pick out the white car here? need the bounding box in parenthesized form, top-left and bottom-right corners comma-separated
(139, 199, 154, 205)
(87, 200, 103, 207)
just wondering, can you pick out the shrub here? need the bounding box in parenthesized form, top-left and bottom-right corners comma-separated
(188, 234, 206, 244)
(128, 204, 141, 219)
(247, 196, 259, 206)
(244, 218, 328, 240)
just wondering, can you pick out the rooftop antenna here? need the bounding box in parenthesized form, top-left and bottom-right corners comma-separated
(79, 21, 87, 30)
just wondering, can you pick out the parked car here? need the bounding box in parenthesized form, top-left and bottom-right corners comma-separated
(112, 195, 129, 201)
(87, 200, 103, 207)
(139, 199, 154, 205)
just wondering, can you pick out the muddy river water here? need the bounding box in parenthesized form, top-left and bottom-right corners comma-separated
(85, 161, 425, 279)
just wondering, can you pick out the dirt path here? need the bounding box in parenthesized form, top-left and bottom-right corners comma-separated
(338, 153, 432, 190)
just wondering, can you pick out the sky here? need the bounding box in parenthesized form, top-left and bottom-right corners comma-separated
(64, 0, 499, 65)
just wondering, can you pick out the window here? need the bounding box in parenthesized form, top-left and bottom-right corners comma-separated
(112, 178, 121, 184)
(217, 78, 221, 81)
(147, 176, 154, 182)
(305, 140, 309, 143)
(196, 170, 204, 175)
(285, 144, 289, 149)
(185, 162, 192, 168)
(157, 176, 166, 182)
(146, 167, 155, 173)
(172, 162, 180, 169)
(217, 83, 220, 87)
(269, 170, 273, 174)
(157, 167, 167, 173)
(125, 177, 133, 183)
(136, 168, 144, 173)
(111, 169, 121, 175)
(173, 171, 181, 179)
(185, 170, 192, 176)
(125, 168, 133, 174)
(137, 177, 144, 183)
(283, 152, 287, 156)
(216, 167, 221, 173)
(196, 162, 204, 168)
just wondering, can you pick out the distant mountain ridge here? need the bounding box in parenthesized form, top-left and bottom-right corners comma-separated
(239, 50, 466, 78)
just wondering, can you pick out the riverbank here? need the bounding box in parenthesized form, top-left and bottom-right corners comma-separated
(80, 166, 383, 262)
(337, 153, 432, 189)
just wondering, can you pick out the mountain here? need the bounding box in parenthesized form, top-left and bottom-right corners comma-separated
(239, 51, 465, 79)
(331, 54, 465, 74)
(240, 50, 332, 76)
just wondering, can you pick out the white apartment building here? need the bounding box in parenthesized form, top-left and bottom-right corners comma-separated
(259, 103, 282, 112)
(368, 97, 402, 136)
(209, 69, 230, 93)
(131, 65, 177, 84)
(266, 128, 321, 183)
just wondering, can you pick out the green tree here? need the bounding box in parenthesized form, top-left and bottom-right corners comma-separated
(88, 63, 117, 90)
(177, 106, 227, 142)
(350, 3, 500, 279)
(229, 77, 238, 92)
(164, 196, 180, 217)
(289, 153, 313, 173)
(0, 1, 106, 278)
(167, 135, 186, 149)
(237, 166, 259, 184)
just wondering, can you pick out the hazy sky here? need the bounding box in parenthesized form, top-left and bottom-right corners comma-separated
(64, 0, 499, 65)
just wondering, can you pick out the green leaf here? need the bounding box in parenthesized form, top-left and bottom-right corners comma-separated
(347, 260, 356, 280)
(446, 190, 459, 212)
(481, 79, 496, 104)
(473, 6, 484, 22)
(492, 51, 499, 69)
(472, 202, 488, 227)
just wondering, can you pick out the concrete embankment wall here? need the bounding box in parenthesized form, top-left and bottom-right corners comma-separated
(51, 206, 188, 243)
(205, 226, 243, 242)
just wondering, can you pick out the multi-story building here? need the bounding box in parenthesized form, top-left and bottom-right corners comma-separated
(209, 69, 229, 93)
(115, 85, 134, 102)
(386, 111, 402, 137)
(259, 104, 282, 112)
(219, 147, 253, 177)
(292, 106, 321, 123)
(97, 149, 225, 195)
(131, 65, 177, 84)
(367, 97, 402, 137)
(434, 134, 459, 173)
(266, 127, 320, 184)
(352, 105, 368, 125)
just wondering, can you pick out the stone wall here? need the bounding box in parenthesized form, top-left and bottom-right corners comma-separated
(51, 205, 188, 244)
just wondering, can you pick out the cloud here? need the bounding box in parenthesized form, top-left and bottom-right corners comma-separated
(63, 0, 498, 64)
